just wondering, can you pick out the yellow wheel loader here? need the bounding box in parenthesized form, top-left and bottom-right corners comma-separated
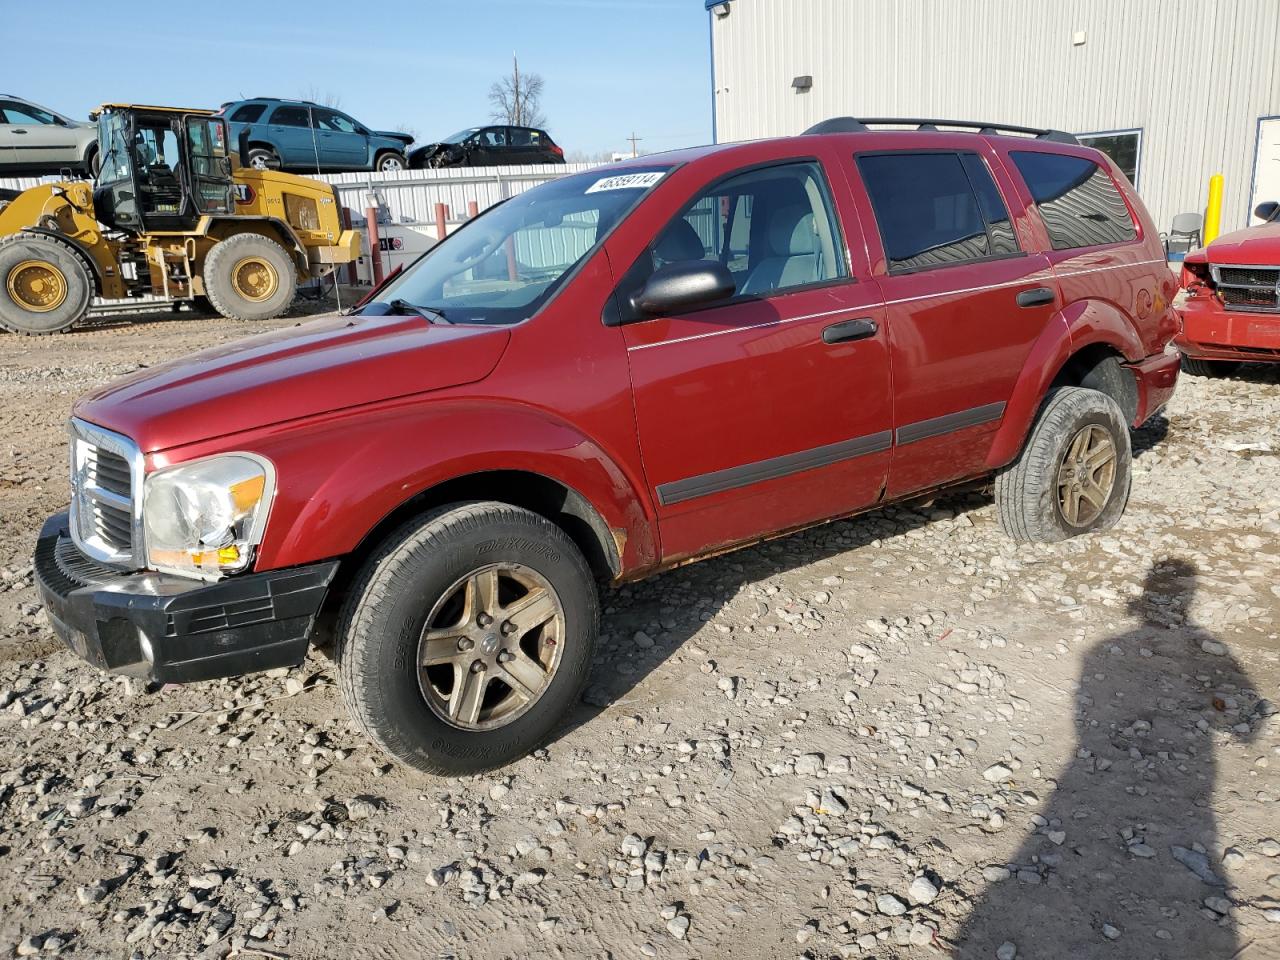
(0, 104, 360, 335)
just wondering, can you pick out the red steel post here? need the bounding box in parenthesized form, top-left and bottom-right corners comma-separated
(434, 202, 449, 243)
(364, 207, 384, 285)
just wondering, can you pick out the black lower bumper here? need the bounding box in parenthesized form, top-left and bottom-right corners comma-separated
(34, 513, 339, 684)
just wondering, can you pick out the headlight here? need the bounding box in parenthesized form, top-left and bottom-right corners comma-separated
(143, 453, 275, 579)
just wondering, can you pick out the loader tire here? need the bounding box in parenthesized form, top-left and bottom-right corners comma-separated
(0, 233, 94, 335)
(202, 233, 297, 322)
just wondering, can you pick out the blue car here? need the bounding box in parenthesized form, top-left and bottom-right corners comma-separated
(218, 98, 413, 173)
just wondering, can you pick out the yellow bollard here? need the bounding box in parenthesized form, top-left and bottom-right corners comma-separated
(1203, 173, 1224, 246)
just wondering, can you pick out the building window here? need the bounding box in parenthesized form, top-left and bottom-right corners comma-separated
(1077, 130, 1141, 186)
(856, 151, 1021, 273)
(1011, 151, 1138, 251)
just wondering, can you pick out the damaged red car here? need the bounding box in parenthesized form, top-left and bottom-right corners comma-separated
(1176, 201, 1280, 375)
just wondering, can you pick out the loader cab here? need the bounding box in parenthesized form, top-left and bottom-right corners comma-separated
(92, 105, 234, 233)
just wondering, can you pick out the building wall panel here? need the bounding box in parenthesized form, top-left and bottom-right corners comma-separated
(711, 0, 1280, 232)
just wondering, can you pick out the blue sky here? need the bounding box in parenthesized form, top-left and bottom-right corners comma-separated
(1, 0, 713, 156)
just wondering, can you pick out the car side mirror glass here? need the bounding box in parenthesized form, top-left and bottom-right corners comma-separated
(630, 261, 736, 316)
(1255, 201, 1279, 223)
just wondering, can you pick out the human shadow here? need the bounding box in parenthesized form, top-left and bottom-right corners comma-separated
(952, 559, 1261, 958)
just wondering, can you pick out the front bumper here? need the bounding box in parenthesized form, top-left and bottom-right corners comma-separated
(1175, 294, 1280, 363)
(34, 513, 338, 684)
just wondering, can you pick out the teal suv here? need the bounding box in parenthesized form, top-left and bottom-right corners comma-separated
(218, 98, 413, 173)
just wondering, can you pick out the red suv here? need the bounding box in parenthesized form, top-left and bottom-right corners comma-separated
(1176, 201, 1280, 374)
(35, 118, 1179, 774)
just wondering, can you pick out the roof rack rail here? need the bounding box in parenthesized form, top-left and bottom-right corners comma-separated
(803, 117, 1078, 144)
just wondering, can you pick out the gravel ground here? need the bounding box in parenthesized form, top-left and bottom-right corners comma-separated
(0, 311, 1277, 960)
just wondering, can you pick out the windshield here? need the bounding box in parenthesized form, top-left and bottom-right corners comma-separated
(96, 112, 132, 185)
(443, 128, 481, 144)
(365, 166, 671, 325)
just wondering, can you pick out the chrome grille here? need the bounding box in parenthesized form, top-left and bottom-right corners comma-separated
(69, 418, 143, 568)
(1210, 262, 1280, 312)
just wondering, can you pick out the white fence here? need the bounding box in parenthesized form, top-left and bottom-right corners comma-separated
(320, 162, 602, 226)
(0, 162, 610, 301)
(0, 162, 603, 226)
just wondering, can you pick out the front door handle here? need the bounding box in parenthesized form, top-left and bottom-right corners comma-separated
(822, 317, 878, 344)
(1016, 286, 1056, 308)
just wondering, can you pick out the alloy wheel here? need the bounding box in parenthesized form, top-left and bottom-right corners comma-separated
(1056, 423, 1117, 527)
(417, 563, 565, 730)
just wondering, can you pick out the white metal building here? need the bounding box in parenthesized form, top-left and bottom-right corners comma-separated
(705, 0, 1280, 235)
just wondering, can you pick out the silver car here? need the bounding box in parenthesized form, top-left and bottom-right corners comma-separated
(0, 96, 98, 176)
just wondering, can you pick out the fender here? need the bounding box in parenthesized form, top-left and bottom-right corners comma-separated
(18, 227, 106, 294)
(201, 215, 309, 269)
(985, 297, 1142, 469)
(159, 398, 660, 577)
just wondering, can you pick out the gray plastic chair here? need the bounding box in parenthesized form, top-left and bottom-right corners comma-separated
(1162, 213, 1202, 254)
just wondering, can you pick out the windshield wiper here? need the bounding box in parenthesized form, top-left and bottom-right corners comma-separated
(385, 299, 450, 324)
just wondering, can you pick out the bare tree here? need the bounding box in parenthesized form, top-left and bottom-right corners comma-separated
(298, 86, 343, 108)
(489, 54, 547, 128)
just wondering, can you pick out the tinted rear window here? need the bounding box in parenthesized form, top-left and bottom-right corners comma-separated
(229, 104, 266, 123)
(1011, 151, 1137, 250)
(858, 152, 1021, 273)
(269, 106, 311, 127)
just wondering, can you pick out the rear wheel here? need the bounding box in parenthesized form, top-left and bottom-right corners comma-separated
(995, 387, 1132, 543)
(247, 147, 280, 171)
(1179, 354, 1238, 378)
(0, 234, 94, 335)
(84, 144, 100, 178)
(202, 233, 297, 321)
(337, 502, 599, 776)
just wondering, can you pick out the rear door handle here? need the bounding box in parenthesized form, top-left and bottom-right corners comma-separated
(1016, 286, 1056, 308)
(822, 317, 878, 344)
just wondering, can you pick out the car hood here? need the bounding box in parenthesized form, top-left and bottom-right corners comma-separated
(74, 314, 510, 454)
(1204, 222, 1280, 264)
(374, 130, 414, 146)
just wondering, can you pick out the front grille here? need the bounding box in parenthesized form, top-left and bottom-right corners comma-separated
(1222, 287, 1279, 308)
(1217, 265, 1280, 287)
(69, 418, 142, 568)
(1211, 262, 1280, 312)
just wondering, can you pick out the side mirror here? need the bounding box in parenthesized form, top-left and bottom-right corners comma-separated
(1255, 201, 1279, 223)
(631, 260, 736, 315)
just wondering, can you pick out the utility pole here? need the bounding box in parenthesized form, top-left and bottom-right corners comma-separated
(512, 53, 521, 126)
(627, 132, 642, 158)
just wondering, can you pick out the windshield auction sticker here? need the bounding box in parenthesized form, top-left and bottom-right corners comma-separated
(584, 171, 666, 193)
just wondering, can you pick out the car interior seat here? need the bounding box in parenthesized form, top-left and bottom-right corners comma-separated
(740, 204, 820, 295)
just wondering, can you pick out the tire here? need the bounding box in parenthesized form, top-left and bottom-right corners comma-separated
(375, 151, 407, 173)
(995, 387, 1132, 543)
(0, 233, 94, 335)
(1179, 354, 1238, 378)
(337, 502, 599, 776)
(202, 232, 297, 321)
(84, 144, 100, 178)
(247, 148, 280, 171)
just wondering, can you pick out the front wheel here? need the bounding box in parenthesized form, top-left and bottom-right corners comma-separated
(0, 234, 94, 335)
(375, 152, 407, 173)
(337, 502, 599, 776)
(995, 387, 1132, 543)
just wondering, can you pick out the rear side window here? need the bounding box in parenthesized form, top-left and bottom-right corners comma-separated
(858, 152, 1021, 273)
(1011, 151, 1137, 250)
(229, 104, 265, 123)
(269, 106, 310, 127)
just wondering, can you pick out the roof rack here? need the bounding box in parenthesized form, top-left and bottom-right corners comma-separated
(803, 117, 1078, 144)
